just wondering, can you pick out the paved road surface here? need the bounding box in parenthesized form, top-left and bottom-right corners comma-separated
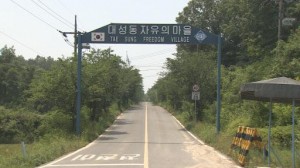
(38, 102, 240, 168)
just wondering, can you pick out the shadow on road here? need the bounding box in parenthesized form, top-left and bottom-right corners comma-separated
(96, 136, 118, 141)
(95, 130, 128, 142)
(114, 119, 134, 125)
(104, 130, 128, 135)
(93, 140, 196, 145)
(126, 105, 141, 111)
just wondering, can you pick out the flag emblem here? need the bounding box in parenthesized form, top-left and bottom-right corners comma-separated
(91, 32, 105, 42)
(194, 30, 207, 42)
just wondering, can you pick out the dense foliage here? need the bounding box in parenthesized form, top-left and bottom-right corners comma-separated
(0, 46, 144, 143)
(147, 0, 300, 166)
(1, 0, 300, 167)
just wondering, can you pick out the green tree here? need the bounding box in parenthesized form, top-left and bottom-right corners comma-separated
(176, 0, 284, 66)
(0, 46, 33, 106)
(148, 50, 216, 120)
(271, 28, 300, 78)
(26, 57, 77, 132)
(83, 48, 143, 121)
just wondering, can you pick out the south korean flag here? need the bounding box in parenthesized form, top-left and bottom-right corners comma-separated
(91, 32, 105, 42)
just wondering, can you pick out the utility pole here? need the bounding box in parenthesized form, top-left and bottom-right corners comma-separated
(74, 15, 77, 57)
(73, 15, 81, 136)
(58, 15, 82, 135)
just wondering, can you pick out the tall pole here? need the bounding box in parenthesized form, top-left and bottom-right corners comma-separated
(268, 99, 272, 166)
(216, 35, 221, 134)
(292, 99, 295, 168)
(76, 34, 82, 136)
(195, 99, 197, 122)
(74, 15, 77, 57)
(74, 15, 81, 135)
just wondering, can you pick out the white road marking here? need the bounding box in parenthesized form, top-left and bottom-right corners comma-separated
(172, 116, 205, 145)
(96, 154, 118, 161)
(120, 154, 140, 160)
(71, 155, 82, 161)
(45, 163, 144, 167)
(38, 106, 147, 168)
(79, 154, 96, 160)
(71, 154, 140, 161)
(37, 140, 97, 168)
(144, 103, 149, 168)
(172, 115, 241, 167)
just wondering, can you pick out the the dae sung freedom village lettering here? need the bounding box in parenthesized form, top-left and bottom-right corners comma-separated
(91, 24, 192, 43)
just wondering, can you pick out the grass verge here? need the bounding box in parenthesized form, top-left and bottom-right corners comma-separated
(0, 104, 121, 168)
(0, 134, 87, 168)
(173, 109, 297, 167)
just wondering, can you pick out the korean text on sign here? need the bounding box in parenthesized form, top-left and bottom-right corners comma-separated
(107, 25, 192, 36)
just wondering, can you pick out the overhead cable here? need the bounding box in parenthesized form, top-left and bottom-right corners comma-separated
(10, 0, 59, 31)
(0, 30, 43, 56)
(30, 0, 74, 29)
(37, 0, 74, 26)
(130, 47, 175, 60)
(53, 0, 86, 32)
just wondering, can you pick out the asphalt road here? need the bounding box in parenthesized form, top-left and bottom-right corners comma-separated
(38, 102, 240, 168)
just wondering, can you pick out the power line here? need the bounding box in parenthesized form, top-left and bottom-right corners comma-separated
(10, 0, 75, 48)
(55, 0, 74, 15)
(0, 30, 43, 56)
(63, 35, 74, 47)
(136, 60, 166, 67)
(37, 0, 74, 26)
(30, 0, 74, 29)
(133, 47, 174, 57)
(131, 49, 175, 61)
(10, 0, 59, 31)
(54, 0, 86, 32)
(130, 47, 175, 60)
(38, 0, 84, 31)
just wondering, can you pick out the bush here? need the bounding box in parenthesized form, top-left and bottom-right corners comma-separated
(80, 103, 120, 142)
(0, 102, 123, 167)
(0, 107, 41, 143)
(38, 110, 73, 136)
(272, 125, 293, 147)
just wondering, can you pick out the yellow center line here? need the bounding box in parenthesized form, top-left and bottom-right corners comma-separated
(144, 102, 149, 168)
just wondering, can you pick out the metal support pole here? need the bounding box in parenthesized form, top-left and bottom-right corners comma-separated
(195, 99, 197, 122)
(292, 99, 295, 168)
(74, 15, 77, 57)
(21, 141, 27, 158)
(216, 35, 221, 133)
(76, 34, 82, 135)
(268, 99, 272, 166)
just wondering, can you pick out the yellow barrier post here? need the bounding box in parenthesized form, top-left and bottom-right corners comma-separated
(231, 126, 265, 167)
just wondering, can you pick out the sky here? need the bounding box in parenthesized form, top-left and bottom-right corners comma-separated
(0, 0, 190, 92)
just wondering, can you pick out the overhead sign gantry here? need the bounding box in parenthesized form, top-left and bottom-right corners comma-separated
(80, 23, 218, 44)
(76, 23, 222, 134)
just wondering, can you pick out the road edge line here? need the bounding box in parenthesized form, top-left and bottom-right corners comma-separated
(172, 115, 241, 168)
(172, 116, 205, 145)
(37, 140, 96, 168)
(144, 102, 149, 168)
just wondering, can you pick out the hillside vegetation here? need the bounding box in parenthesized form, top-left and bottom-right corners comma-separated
(1, 0, 300, 167)
(147, 0, 300, 167)
(0, 47, 144, 167)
